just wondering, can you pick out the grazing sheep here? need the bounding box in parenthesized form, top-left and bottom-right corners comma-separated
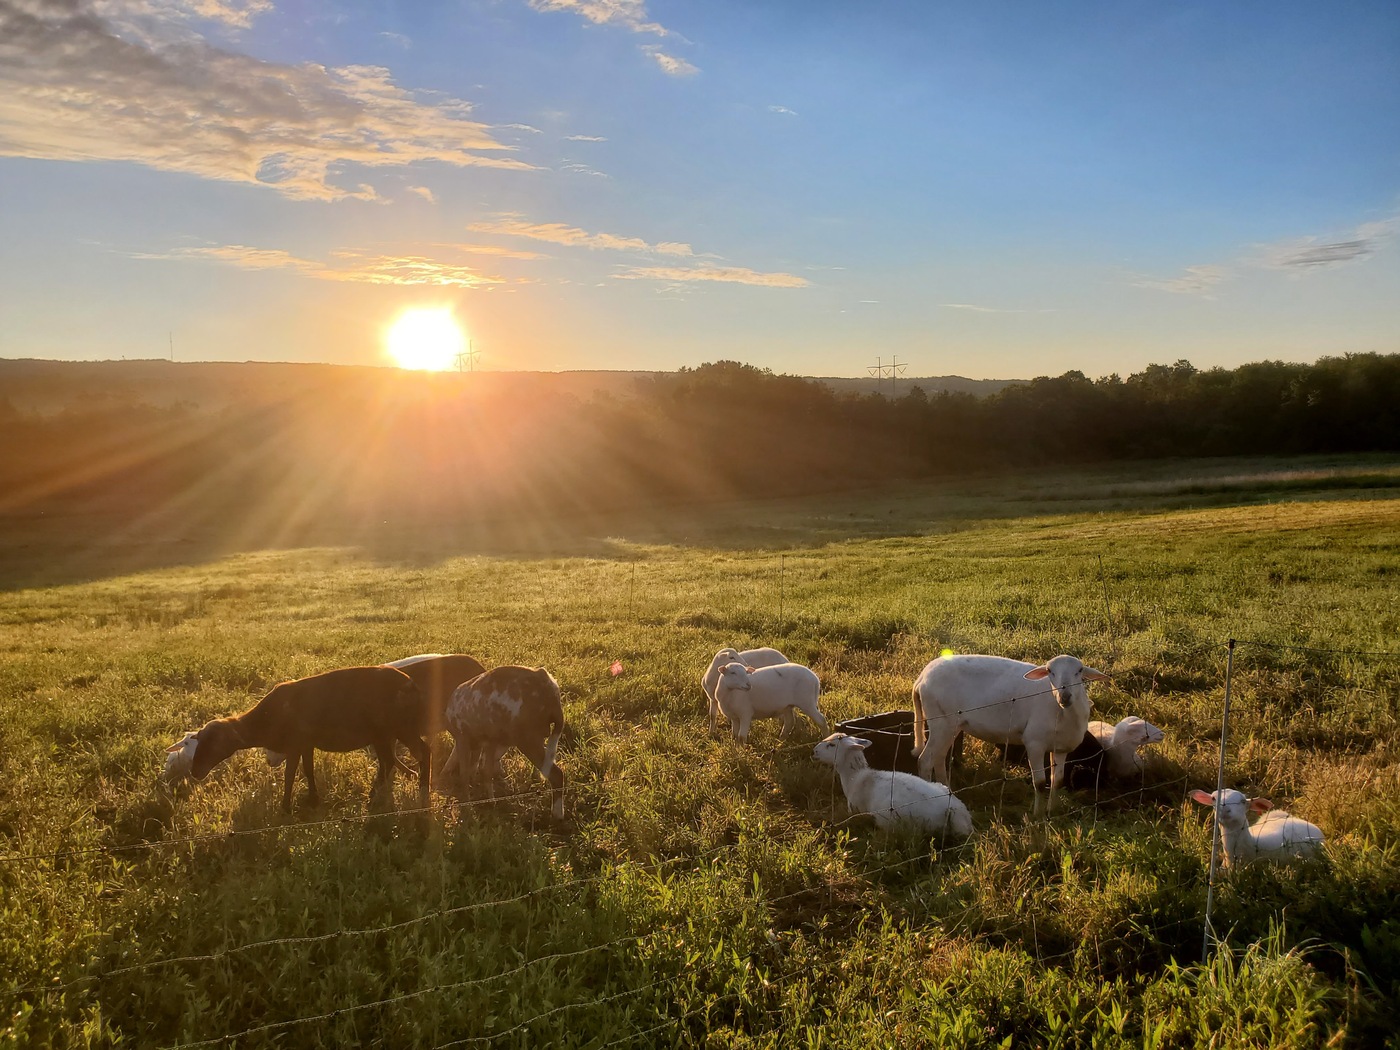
(702, 647, 789, 735)
(1190, 788, 1324, 866)
(445, 665, 566, 820)
(263, 653, 490, 776)
(714, 661, 826, 744)
(165, 666, 431, 813)
(813, 733, 973, 836)
(912, 653, 1107, 815)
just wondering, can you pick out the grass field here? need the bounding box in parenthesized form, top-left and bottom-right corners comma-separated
(3, 455, 1399, 1048)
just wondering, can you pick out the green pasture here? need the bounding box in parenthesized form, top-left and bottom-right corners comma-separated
(2, 456, 1398, 1047)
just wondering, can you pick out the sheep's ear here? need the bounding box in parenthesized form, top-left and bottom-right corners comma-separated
(1024, 666, 1051, 680)
(1189, 789, 1215, 806)
(745, 666, 757, 673)
(1249, 797, 1273, 814)
(851, 737, 874, 750)
(165, 741, 187, 753)
(1081, 667, 1109, 682)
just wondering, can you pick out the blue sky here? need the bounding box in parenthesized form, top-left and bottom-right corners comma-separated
(1, 0, 1396, 379)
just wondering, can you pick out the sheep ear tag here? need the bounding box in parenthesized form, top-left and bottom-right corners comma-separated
(1189, 789, 1216, 806)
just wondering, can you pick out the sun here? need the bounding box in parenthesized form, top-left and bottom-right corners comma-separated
(384, 307, 466, 371)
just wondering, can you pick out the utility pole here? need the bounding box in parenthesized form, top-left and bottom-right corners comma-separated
(454, 339, 480, 373)
(169, 332, 174, 362)
(867, 355, 908, 398)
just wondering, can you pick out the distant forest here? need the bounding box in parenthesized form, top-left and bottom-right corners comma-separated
(1, 353, 1396, 529)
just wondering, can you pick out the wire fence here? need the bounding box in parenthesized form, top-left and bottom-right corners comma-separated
(4, 575, 1397, 1047)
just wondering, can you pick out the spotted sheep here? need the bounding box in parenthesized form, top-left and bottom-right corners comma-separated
(164, 666, 431, 813)
(912, 653, 1108, 815)
(445, 665, 566, 820)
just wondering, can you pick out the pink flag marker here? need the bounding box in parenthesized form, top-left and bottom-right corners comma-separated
(609, 660, 624, 677)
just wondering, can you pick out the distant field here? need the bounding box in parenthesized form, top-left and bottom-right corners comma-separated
(2, 457, 1398, 1048)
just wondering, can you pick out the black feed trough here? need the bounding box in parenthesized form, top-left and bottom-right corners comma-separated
(835, 710, 920, 774)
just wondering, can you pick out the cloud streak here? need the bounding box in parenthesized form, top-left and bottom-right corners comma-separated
(139, 243, 506, 287)
(469, 217, 693, 256)
(528, 0, 700, 74)
(0, 0, 532, 201)
(615, 265, 808, 288)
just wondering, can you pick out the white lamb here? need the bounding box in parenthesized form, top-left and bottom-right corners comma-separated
(702, 647, 789, 735)
(1190, 788, 1324, 867)
(713, 661, 826, 743)
(912, 653, 1108, 815)
(813, 733, 973, 836)
(1087, 716, 1165, 778)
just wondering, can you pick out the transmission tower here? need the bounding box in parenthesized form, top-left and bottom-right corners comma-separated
(454, 340, 481, 373)
(867, 355, 908, 398)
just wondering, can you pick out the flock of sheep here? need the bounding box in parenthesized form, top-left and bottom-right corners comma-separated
(164, 645, 1325, 868)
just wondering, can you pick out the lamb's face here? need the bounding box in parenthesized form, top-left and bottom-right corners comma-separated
(718, 663, 751, 691)
(1191, 788, 1251, 830)
(1025, 654, 1107, 710)
(1116, 716, 1164, 750)
(812, 733, 868, 767)
(189, 719, 243, 779)
(710, 648, 740, 675)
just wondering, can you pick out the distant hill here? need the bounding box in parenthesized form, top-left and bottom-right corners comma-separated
(0, 358, 1015, 416)
(815, 374, 1016, 397)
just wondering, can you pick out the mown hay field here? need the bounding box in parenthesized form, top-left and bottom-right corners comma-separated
(3, 458, 1399, 1048)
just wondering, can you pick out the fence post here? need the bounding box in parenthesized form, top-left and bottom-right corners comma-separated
(1202, 637, 1236, 960)
(778, 554, 785, 629)
(627, 561, 636, 621)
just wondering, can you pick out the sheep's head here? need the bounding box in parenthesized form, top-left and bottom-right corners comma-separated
(1190, 788, 1269, 831)
(812, 732, 871, 767)
(1024, 654, 1108, 710)
(1114, 716, 1164, 756)
(717, 662, 752, 691)
(709, 648, 741, 675)
(186, 719, 246, 780)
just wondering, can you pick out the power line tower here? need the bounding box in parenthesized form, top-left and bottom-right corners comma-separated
(867, 355, 908, 398)
(454, 340, 480, 373)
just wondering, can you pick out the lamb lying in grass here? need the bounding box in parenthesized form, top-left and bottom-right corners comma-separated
(1190, 788, 1324, 866)
(814, 732, 973, 837)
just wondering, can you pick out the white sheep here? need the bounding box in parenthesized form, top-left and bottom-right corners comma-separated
(1190, 788, 1324, 867)
(912, 653, 1108, 815)
(714, 661, 826, 743)
(1086, 716, 1166, 779)
(813, 733, 973, 836)
(702, 647, 789, 735)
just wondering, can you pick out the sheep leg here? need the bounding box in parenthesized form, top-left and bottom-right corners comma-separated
(919, 723, 958, 785)
(1029, 749, 1050, 817)
(778, 708, 796, 738)
(301, 748, 321, 808)
(404, 736, 431, 811)
(518, 739, 566, 821)
(708, 693, 720, 737)
(732, 713, 752, 744)
(282, 752, 301, 814)
(372, 737, 396, 804)
(486, 745, 509, 797)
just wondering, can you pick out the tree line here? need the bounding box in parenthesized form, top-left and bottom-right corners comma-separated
(1, 353, 1396, 530)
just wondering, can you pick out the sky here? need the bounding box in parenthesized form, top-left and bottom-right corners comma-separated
(1, 0, 1397, 380)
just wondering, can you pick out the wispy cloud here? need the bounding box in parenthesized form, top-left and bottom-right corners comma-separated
(440, 242, 549, 260)
(560, 161, 610, 178)
(615, 265, 808, 288)
(528, 0, 666, 36)
(497, 123, 543, 134)
(469, 217, 693, 256)
(1134, 216, 1398, 296)
(644, 47, 697, 77)
(1129, 265, 1232, 295)
(528, 0, 700, 74)
(939, 303, 1057, 313)
(769, 105, 798, 117)
(138, 243, 505, 287)
(378, 30, 411, 48)
(566, 134, 607, 142)
(0, 0, 532, 201)
(408, 185, 435, 203)
(93, 0, 273, 32)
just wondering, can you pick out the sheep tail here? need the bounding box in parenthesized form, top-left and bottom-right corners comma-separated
(911, 682, 927, 756)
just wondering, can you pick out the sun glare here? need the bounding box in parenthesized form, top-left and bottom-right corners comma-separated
(385, 307, 466, 371)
